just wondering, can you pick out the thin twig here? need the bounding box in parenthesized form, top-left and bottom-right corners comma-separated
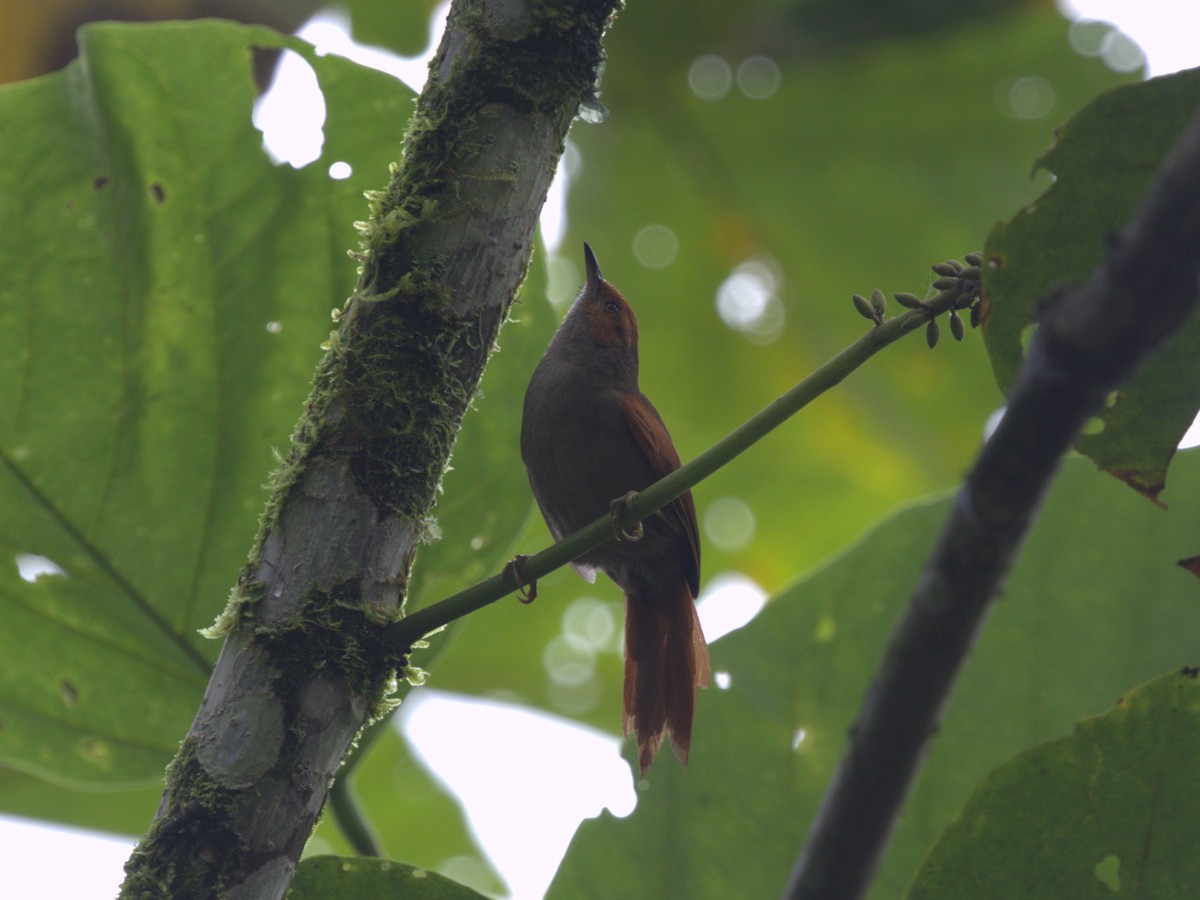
(329, 776, 384, 857)
(384, 287, 964, 655)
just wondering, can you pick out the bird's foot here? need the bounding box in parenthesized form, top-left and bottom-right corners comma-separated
(610, 491, 644, 542)
(504, 554, 538, 604)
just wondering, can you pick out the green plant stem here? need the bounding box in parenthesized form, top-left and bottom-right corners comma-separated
(329, 597, 478, 851)
(327, 705, 395, 857)
(328, 775, 384, 857)
(327, 646, 450, 853)
(384, 291, 958, 655)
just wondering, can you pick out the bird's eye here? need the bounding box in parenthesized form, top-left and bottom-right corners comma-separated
(604, 300, 620, 314)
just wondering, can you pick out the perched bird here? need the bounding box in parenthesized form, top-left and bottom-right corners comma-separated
(520, 243, 710, 775)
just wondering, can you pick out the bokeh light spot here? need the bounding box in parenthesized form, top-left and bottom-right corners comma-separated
(1101, 30, 1145, 73)
(995, 75, 1056, 120)
(737, 56, 781, 100)
(542, 634, 595, 688)
(562, 596, 618, 650)
(703, 497, 756, 552)
(631, 224, 679, 269)
(688, 54, 732, 101)
(715, 256, 786, 344)
(1067, 18, 1113, 57)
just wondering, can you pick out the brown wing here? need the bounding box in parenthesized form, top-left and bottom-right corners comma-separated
(619, 391, 701, 596)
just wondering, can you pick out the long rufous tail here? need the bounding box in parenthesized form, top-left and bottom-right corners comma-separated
(622, 584, 711, 776)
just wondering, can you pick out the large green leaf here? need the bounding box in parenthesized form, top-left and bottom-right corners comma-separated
(0, 765, 161, 836)
(289, 855, 487, 899)
(984, 67, 1200, 501)
(549, 450, 1200, 898)
(0, 16, 549, 871)
(0, 20, 413, 787)
(907, 669, 1200, 899)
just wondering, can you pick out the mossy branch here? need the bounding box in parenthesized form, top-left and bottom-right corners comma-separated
(384, 276, 975, 655)
(119, 3, 622, 898)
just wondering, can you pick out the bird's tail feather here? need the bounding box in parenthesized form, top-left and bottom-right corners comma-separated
(622, 584, 710, 776)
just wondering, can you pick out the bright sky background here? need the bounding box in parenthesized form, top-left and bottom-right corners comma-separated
(7, 2, 1200, 898)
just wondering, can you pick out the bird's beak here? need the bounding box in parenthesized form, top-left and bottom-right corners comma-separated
(583, 242, 604, 291)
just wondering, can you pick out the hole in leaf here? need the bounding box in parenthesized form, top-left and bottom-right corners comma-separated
(59, 679, 79, 708)
(253, 46, 326, 168)
(77, 737, 112, 768)
(1094, 854, 1120, 892)
(15, 554, 66, 582)
(1018, 323, 1037, 355)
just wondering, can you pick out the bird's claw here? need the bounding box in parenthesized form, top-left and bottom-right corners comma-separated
(504, 554, 538, 604)
(610, 491, 644, 542)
